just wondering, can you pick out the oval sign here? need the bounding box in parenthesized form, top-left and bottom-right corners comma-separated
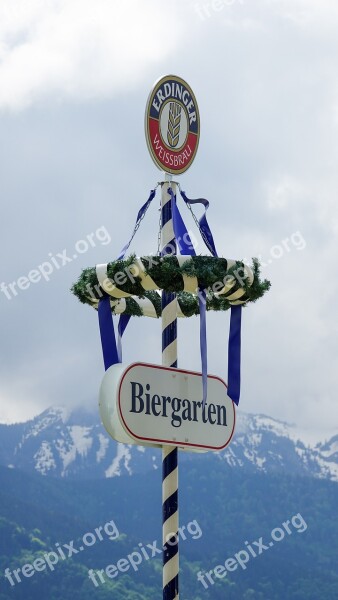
(99, 362, 235, 452)
(145, 75, 200, 175)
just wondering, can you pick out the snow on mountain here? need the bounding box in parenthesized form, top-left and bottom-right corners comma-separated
(34, 441, 56, 475)
(0, 407, 337, 482)
(96, 432, 109, 463)
(0, 406, 160, 479)
(105, 443, 132, 477)
(219, 412, 338, 481)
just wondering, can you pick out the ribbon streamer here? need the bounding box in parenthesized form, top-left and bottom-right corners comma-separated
(227, 305, 242, 405)
(116, 188, 157, 360)
(98, 295, 119, 370)
(198, 288, 208, 407)
(99, 188, 157, 366)
(171, 189, 197, 255)
(117, 313, 131, 363)
(172, 187, 242, 406)
(179, 189, 218, 257)
(117, 188, 157, 259)
(169, 187, 210, 407)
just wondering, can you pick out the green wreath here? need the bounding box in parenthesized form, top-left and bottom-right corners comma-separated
(71, 255, 270, 318)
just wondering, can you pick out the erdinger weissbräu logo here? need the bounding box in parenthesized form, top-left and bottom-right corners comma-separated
(145, 75, 200, 174)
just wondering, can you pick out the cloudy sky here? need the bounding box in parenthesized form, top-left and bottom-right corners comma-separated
(0, 0, 337, 438)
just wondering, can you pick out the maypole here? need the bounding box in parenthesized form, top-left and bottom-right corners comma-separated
(71, 73, 270, 599)
(161, 177, 179, 599)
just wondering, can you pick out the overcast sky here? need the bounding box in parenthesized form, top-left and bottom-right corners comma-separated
(0, 0, 337, 438)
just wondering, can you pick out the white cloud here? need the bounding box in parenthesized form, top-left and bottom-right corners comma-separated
(269, 0, 338, 29)
(0, 0, 338, 435)
(0, 0, 184, 110)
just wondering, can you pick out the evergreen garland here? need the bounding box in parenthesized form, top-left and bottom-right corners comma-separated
(71, 255, 270, 317)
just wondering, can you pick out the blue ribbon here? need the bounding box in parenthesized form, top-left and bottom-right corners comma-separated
(227, 305, 242, 405)
(116, 188, 157, 361)
(198, 288, 208, 406)
(98, 189, 157, 369)
(228, 306, 242, 404)
(179, 189, 218, 257)
(117, 188, 157, 259)
(117, 313, 131, 363)
(171, 187, 242, 406)
(98, 295, 119, 370)
(169, 188, 209, 406)
(171, 188, 196, 256)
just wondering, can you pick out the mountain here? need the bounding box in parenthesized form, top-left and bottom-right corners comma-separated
(0, 461, 338, 600)
(0, 406, 337, 482)
(0, 408, 338, 599)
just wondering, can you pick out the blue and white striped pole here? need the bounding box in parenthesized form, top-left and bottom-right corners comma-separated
(161, 177, 179, 600)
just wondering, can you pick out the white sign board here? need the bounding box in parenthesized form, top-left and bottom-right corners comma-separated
(99, 362, 235, 452)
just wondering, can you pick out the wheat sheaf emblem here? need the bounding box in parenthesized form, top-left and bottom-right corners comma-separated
(167, 102, 182, 148)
